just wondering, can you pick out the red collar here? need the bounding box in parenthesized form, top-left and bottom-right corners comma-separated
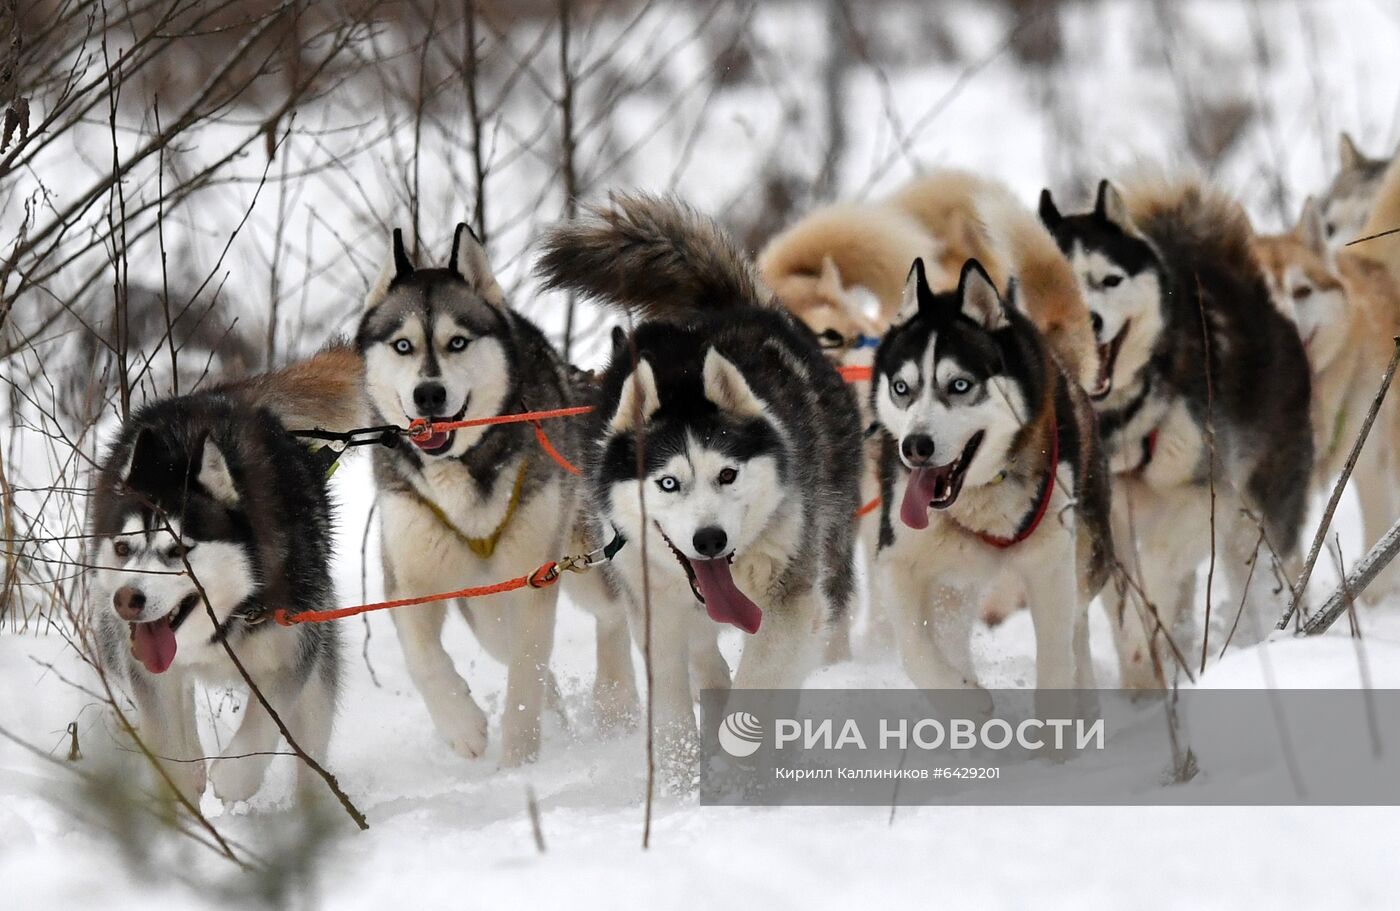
(976, 423, 1059, 549)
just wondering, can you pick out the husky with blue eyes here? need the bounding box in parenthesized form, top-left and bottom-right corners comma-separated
(1040, 177, 1313, 687)
(358, 225, 636, 766)
(871, 258, 1112, 703)
(537, 194, 863, 766)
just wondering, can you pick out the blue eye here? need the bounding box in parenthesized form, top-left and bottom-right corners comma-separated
(393, 339, 413, 355)
(892, 379, 910, 397)
(447, 335, 469, 352)
(950, 378, 972, 395)
(657, 476, 679, 493)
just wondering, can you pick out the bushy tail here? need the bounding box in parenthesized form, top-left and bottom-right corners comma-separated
(978, 192, 1100, 391)
(1357, 155, 1400, 284)
(536, 193, 772, 319)
(218, 339, 368, 433)
(1120, 172, 1257, 274)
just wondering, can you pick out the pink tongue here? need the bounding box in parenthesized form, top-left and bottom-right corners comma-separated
(900, 468, 937, 530)
(132, 618, 177, 674)
(413, 430, 449, 451)
(691, 558, 762, 634)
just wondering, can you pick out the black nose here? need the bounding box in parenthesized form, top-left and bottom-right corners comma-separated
(693, 526, 728, 559)
(1090, 311, 1104, 338)
(901, 434, 935, 465)
(413, 382, 447, 415)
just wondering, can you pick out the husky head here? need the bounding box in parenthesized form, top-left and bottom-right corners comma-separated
(1254, 198, 1351, 372)
(873, 259, 1037, 530)
(595, 332, 787, 634)
(776, 255, 883, 359)
(92, 424, 258, 675)
(1319, 133, 1392, 249)
(358, 225, 514, 457)
(1039, 181, 1164, 403)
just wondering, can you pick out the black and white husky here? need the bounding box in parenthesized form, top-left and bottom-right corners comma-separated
(91, 344, 364, 804)
(1040, 178, 1313, 687)
(358, 225, 635, 766)
(537, 194, 864, 759)
(872, 259, 1112, 701)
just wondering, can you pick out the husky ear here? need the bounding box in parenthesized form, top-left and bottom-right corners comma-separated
(1038, 188, 1062, 230)
(120, 427, 159, 486)
(1339, 132, 1364, 171)
(448, 222, 507, 308)
(611, 359, 661, 433)
(702, 348, 764, 418)
(957, 259, 1007, 331)
(609, 326, 629, 360)
(895, 258, 931, 324)
(817, 255, 845, 297)
(1295, 196, 1331, 260)
(1093, 180, 1135, 234)
(195, 436, 239, 506)
(366, 228, 415, 311)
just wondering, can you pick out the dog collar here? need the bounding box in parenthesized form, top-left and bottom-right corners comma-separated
(975, 423, 1059, 550)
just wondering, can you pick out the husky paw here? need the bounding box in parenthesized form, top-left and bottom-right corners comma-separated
(500, 713, 542, 768)
(209, 757, 265, 804)
(437, 697, 490, 760)
(162, 759, 207, 807)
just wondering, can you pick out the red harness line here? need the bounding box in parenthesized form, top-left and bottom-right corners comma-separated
(974, 424, 1060, 549)
(287, 363, 883, 625)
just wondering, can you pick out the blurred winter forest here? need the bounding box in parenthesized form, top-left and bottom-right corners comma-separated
(1, 0, 1396, 627)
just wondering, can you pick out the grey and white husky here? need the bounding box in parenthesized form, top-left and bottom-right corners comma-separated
(90, 343, 364, 804)
(1319, 133, 1395, 250)
(536, 194, 864, 762)
(1040, 177, 1313, 687)
(871, 258, 1112, 702)
(358, 225, 635, 766)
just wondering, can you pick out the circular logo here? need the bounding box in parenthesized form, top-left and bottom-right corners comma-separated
(718, 711, 763, 758)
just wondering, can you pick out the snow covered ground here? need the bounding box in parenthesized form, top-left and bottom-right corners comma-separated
(4, 453, 1400, 908)
(5, 0, 1400, 906)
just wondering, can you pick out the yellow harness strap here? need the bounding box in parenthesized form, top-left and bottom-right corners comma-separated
(412, 460, 529, 559)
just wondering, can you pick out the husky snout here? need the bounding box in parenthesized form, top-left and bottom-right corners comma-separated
(692, 525, 728, 559)
(900, 433, 935, 467)
(413, 381, 447, 415)
(113, 585, 146, 621)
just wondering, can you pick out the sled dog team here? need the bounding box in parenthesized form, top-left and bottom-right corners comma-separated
(92, 135, 1400, 803)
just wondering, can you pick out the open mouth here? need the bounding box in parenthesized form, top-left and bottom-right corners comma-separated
(128, 593, 199, 675)
(899, 431, 984, 529)
(1091, 320, 1131, 401)
(656, 523, 762, 634)
(410, 399, 469, 455)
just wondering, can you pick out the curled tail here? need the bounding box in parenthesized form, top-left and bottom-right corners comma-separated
(218, 339, 368, 433)
(536, 193, 772, 319)
(978, 193, 1100, 392)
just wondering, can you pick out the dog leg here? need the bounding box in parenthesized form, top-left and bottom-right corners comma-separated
(290, 666, 338, 800)
(208, 676, 284, 804)
(500, 585, 558, 767)
(641, 605, 703, 780)
(593, 608, 638, 732)
(129, 672, 206, 804)
(731, 590, 822, 690)
(391, 600, 489, 759)
(690, 632, 732, 741)
(1026, 555, 1078, 692)
(886, 561, 984, 693)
